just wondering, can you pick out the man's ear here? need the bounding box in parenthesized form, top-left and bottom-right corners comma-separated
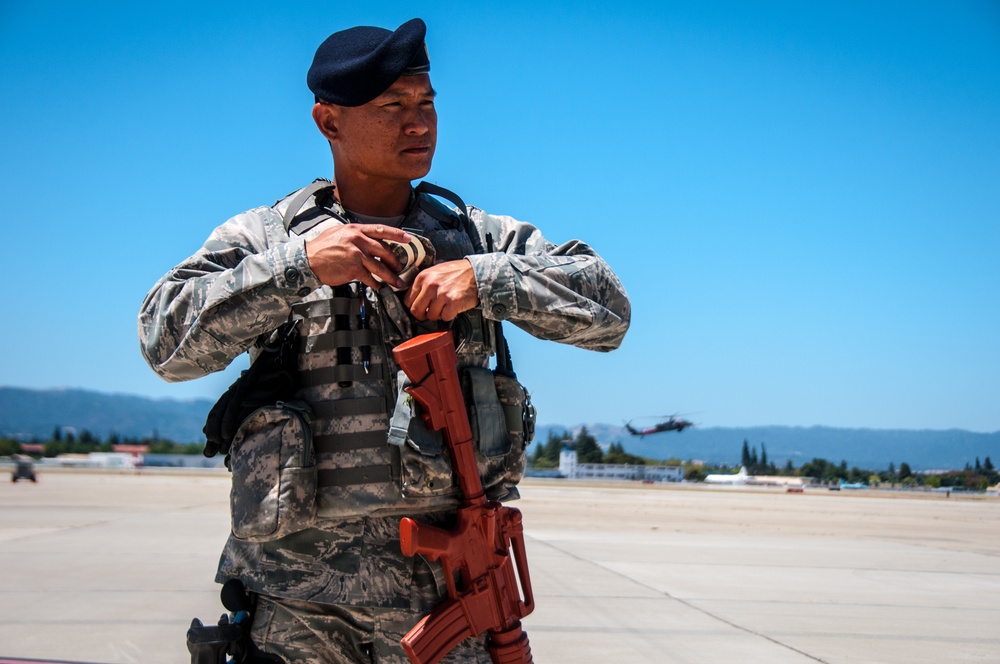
(312, 103, 340, 143)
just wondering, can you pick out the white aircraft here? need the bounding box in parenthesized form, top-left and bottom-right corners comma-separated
(704, 466, 748, 485)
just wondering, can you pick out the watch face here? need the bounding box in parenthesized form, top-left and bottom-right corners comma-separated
(375, 232, 436, 291)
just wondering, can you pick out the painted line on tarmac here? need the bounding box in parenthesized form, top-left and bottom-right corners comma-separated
(528, 535, 832, 663)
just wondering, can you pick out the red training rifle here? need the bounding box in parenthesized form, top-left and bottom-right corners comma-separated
(393, 330, 535, 664)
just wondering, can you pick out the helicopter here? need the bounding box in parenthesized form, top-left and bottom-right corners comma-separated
(624, 415, 695, 437)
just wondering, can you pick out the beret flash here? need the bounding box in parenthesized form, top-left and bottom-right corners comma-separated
(307, 18, 430, 107)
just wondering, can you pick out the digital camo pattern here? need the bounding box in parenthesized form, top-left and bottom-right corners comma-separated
(139, 207, 319, 382)
(139, 180, 631, 610)
(138, 186, 629, 382)
(286, 233, 467, 522)
(492, 373, 531, 495)
(292, 281, 401, 521)
(229, 402, 317, 542)
(466, 207, 631, 352)
(218, 513, 459, 609)
(252, 593, 492, 663)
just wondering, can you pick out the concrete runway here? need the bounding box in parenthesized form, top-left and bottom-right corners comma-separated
(1, 470, 998, 663)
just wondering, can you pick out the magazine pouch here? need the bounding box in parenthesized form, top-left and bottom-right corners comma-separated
(229, 400, 316, 542)
(462, 367, 533, 501)
(492, 372, 534, 491)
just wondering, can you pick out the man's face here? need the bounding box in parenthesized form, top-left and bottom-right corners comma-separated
(326, 74, 437, 184)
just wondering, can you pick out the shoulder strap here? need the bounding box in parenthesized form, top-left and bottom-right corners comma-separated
(414, 181, 485, 254)
(415, 181, 516, 375)
(485, 232, 516, 377)
(415, 181, 469, 218)
(281, 179, 346, 234)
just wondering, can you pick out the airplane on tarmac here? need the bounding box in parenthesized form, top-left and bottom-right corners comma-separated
(624, 415, 695, 437)
(703, 467, 807, 489)
(704, 466, 749, 485)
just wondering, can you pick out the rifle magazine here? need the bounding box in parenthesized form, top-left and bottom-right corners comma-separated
(401, 598, 474, 664)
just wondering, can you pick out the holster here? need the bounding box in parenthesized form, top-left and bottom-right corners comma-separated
(187, 580, 285, 664)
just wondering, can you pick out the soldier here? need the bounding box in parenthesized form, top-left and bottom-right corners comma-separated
(139, 18, 630, 663)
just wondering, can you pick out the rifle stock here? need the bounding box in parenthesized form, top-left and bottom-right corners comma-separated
(393, 331, 534, 664)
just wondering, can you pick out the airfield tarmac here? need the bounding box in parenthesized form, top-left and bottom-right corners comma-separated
(0, 471, 998, 664)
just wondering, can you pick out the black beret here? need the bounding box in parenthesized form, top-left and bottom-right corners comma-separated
(307, 18, 430, 107)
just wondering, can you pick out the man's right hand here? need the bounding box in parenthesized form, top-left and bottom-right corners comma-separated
(305, 224, 410, 290)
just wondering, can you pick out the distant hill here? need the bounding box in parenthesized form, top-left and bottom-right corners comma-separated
(2, 387, 997, 471)
(532, 423, 1000, 472)
(0, 386, 214, 443)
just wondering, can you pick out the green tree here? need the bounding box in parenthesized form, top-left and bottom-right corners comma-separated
(546, 431, 568, 463)
(604, 442, 646, 465)
(147, 440, 203, 455)
(800, 458, 847, 483)
(741, 440, 752, 467)
(982, 458, 999, 484)
(684, 466, 704, 481)
(899, 462, 912, 481)
(529, 443, 542, 466)
(573, 427, 603, 464)
(0, 438, 20, 456)
(531, 430, 568, 468)
(603, 441, 624, 464)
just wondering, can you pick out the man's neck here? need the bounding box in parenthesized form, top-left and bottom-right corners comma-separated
(332, 173, 413, 217)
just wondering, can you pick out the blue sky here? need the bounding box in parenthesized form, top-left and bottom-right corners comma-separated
(1, 1, 998, 432)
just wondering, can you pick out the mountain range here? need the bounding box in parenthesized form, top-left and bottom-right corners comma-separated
(2, 387, 997, 471)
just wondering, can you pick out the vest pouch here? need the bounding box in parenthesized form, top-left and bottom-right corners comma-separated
(229, 400, 317, 542)
(399, 412, 457, 499)
(493, 373, 535, 450)
(462, 367, 531, 502)
(463, 367, 510, 458)
(492, 372, 533, 493)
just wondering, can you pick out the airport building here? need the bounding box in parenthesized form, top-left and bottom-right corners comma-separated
(559, 449, 684, 482)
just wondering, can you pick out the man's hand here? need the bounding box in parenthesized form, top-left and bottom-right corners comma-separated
(405, 259, 480, 321)
(305, 224, 409, 290)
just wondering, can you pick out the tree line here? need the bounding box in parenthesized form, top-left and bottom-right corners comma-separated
(5, 427, 999, 490)
(0, 427, 203, 457)
(530, 427, 684, 469)
(528, 433, 1000, 490)
(714, 439, 998, 490)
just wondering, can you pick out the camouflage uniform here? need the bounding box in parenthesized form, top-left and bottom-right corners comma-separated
(250, 595, 491, 662)
(138, 181, 630, 661)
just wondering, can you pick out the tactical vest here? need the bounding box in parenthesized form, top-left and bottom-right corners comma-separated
(276, 180, 520, 521)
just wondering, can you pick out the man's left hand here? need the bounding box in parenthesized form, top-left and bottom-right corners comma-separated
(404, 259, 480, 321)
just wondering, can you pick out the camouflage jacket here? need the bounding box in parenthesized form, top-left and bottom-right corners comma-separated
(137, 181, 630, 607)
(139, 183, 628, 379)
